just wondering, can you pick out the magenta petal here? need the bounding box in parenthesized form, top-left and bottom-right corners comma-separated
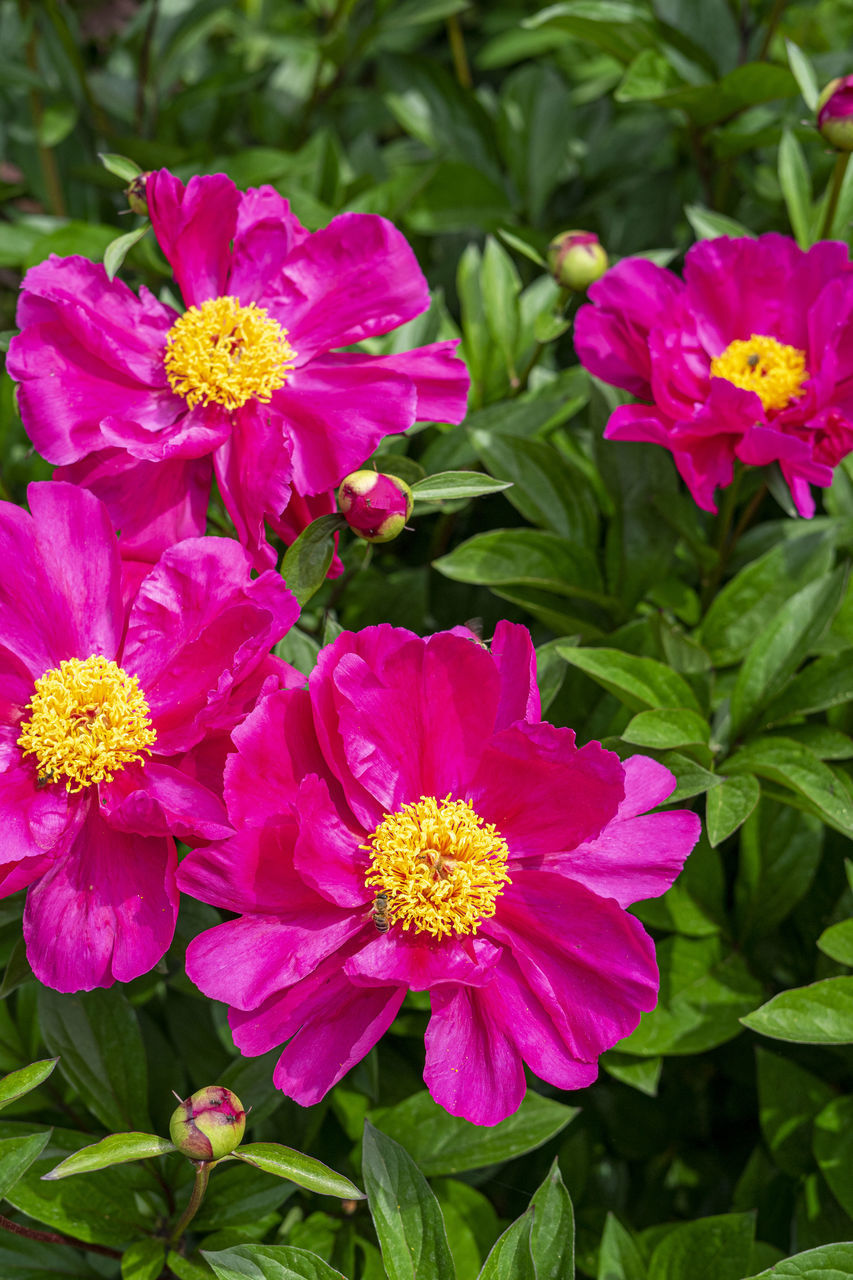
(491, 621, 541, 727)
(278, 212, 430, 361)
(23, 804, 177, 992)
(212, 402, 293, 572)
(228, 187, 310, 304)
(469, 722, 624, 860)
(0, 756, 81, 863)
(293, 774, 370, 908)
(345, 931, 501, 991)
(326, 341, 469, 425)
(178, 819, 312, 914)
(147, 170, 240, 307)
(101, 761, 231, 843)
(487, 871, 658, 1061)
(0, 502, 74, 677)
(272, 357, 417, 496)
(424, 984, 526, 1125)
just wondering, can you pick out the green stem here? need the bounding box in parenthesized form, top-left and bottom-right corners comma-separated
(513, 287, 573, 396)
(169, 1161, 211, 1246)
(447, 14, 472, 89)
(757, 0, 786, 60)
(819, 152, 851, 241)
(700, 465, 744, 611)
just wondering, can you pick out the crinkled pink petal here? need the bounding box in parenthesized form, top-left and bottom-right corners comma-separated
(122, 537, 299, 754)
(325, 341, 469, 425)
(100, 760, 231, 843)
(228, 187, 310, 304)
(212, 401, 293, 572)
(0, 649, 35, 735)
(547, 755, 700, 907)
(486, 871, 659, 1060)
(468, 722, 624, 861)
(423, 983, 526, 1125)
(276, 212, 430, 362)
(490, 620, 541, 727)
(147, 170, 240, 307)
(100, 401, 231, 462)
(0, 502, 77, 677)
(604, 402, 677, 447)
(178, 818, 310, 914)
(345, 930, 501, 991)
(271, 357, 417, 496)
(293, 774, 371, 908)
(23, 802, 177, 991)
(55, 448, 211, 564)
(0, 755, 81, 862)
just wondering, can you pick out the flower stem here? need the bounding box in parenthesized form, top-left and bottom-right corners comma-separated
(819, 152, 851, 241)
(447, 14, 472, 89)
(169, 1161, 211, 1246)
(757, 0, 786, 61)
(0, 1213, 121, 1259)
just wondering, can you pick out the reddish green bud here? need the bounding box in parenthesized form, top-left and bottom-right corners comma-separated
(169, 1086, 246, 1161)
(817, 77, 853, 151)
(338, 470, 414, 543)
(125, 172, 151, 217)
(547, 230, 608, 292)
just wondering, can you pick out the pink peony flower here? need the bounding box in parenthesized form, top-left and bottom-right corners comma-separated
(7, 172, 470, 569)
(178, 623, 700, 1125)
(574, 234, 853, 516)
(0, 482, 300, 992)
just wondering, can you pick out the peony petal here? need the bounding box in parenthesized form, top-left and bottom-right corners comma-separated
(423, 984, 526, 1125)
(100, 760, 231, 843)
(0, 755, 81, 863)
(228, 187, 310, 304)
(345, 930, 501, 991)
(212, 401, 293, 572)
(23, 803, 177, 991)
(293, 774, 371, 908)
(178, 818, 311, 915)
(0, 502, 75, 677)
(321, 341, 469, 425)
(490, 620, 541, 727)
(147, 170, 240, 307)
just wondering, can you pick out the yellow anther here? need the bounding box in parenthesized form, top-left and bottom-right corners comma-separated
(164, 296, 296, 411)
(18, 656, 156, 793)
(710, 333, 808, 413)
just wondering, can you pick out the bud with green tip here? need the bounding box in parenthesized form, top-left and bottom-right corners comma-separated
(338, 470, 414, 543)
(547, 230, 608, 292)
(817, 77, 853, 151)
(169, 1086, 245, 1161)
(125, 172, 151, 216)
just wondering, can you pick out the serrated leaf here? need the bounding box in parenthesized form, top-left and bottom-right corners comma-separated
(362, 1122, 455, 1280)
(376, 1090, 577, 1176)
(0, 1059, 58, 1112)
(232, 1144, 363, 1199)
(43, 1132, 175, 1180)
(741, 977, 853, 1043)
(99, 152, 143, 182)
(705, 775, 761, 847)
(104, 224, 150, 280)
(281, 514, 346, 606)
(410, 471, 512, 501)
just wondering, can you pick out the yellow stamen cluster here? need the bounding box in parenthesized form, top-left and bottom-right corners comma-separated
(17, 656, 156, 793)
(710, 333, 808, 413)
(364, 795, 511, 940)
(164, 295, 296, 411)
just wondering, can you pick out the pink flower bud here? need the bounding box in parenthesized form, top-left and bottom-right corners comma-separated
(817, 77, 853, 151)
(547, 230, 609, 292)
(338, 470, 414, 543)
(169, 1086, 246, 1161)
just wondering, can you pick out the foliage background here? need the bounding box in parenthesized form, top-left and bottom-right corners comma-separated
(2, 1, 853, 1277)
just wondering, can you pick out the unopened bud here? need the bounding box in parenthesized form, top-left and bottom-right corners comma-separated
(338, 470, 413, 543)
(547, 230, 608, 292)
(125, 172, 151, 217)
(817, 78, 853, 151)
(169, 1086, 245, 1161)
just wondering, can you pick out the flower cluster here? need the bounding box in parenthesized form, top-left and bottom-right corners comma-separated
(574, 234, 853, 516)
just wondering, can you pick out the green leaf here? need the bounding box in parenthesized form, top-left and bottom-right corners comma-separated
(556, 647, 702, 714)
(525, 2, 656, 64)
(203, 1244, 346, 1279)
(623, 936, 763, 1056)
(529, 1159, 574, 1280)
(478, 1209, 536, 1279)
(231, 1144, 363, 1200)
(38, 987, 151, 1133)
(410, 472, 512, 502)
(622, 708, 710, 751)
(43, 1132, 175, 1180)
(362, 1121, 456, 1280)
(99, 152, 143, 182)
(435, 530, 609, 604)
(813, 1095, 853, 1218)
(742, 1241, 853, 1278)
(497, 227, 546, 267)
(0, 1059, 58, 1112)
(481, 236, 521, 378)
(684, 204, 756, 240)
(470, 431, 599, 544)
(818, 919, 853, 966)
(376, 1090, 577, 1176)
(734, 801, 822, 941)
(756, 1047, 835, 1177)
(658, 752, 720, 803)
(741, 977, 853, 1043)
(281, 514, 347, 606)
(646, 1212, 755, 1280)
(122, 1239, 167, 1280)
(725, 738, 853, 837)
(597, 1212, 646, 1280)
(729, 568, 847, 737)
(0, 1131, 52, 1199)
(601, 1052, 663, 1098)
(779, 129, 813, 249)
(786, 40, 820, 111)
(103, 224, 150, 281)
(705, 774, 760, 847)
(763, 651, 853, 725)
(698, 530, 834, 666)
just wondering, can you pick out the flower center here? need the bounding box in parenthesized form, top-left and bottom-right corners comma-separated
(363, 795, 511, 940)
(710, 333, 808, 412)
(17, 656, 156, 793)
(164, 296, 296, 411)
